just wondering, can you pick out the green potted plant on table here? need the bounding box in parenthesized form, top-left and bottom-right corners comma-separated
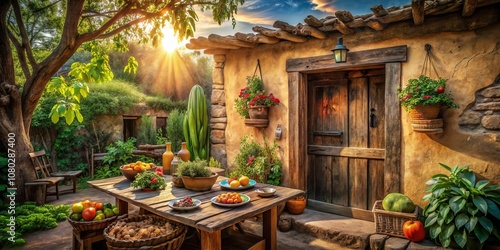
(423, 163, 500, 249)
(398, 75, 459, 120)
(176, 158, 218, 191)
(130, 171, 167, 191)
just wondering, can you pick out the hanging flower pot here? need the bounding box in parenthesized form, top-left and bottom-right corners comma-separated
(409, 104, 441, 120)
(248, 105, 269, 119)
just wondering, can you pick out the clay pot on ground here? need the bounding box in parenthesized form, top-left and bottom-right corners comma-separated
(286, 196, 306, 215)
(181, 173, 218, 191)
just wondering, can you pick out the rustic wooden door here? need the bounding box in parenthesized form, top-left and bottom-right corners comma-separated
(306, 69, 386, 221)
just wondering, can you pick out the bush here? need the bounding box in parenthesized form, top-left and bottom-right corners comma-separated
(165, 109, 185, 152)
(137, 116, 157, 145)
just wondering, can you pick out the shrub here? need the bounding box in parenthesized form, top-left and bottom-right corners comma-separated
(176, 158, 211, 178)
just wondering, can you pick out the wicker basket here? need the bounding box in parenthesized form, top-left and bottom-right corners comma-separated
(106, 227, 187, 250)
(67, 213, 123, 232)
(372, 200, 418, 238)
(104, 215, 187, 248)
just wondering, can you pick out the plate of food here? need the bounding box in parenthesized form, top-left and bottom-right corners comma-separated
(219, 176, 256, 190)
(168, 196, 201, 210)
(211, 192, 251, 207)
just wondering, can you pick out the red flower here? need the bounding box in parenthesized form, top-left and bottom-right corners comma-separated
(423, 95, 431, 99)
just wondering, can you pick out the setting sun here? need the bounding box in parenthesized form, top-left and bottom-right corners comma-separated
(161, 26, 181, 52)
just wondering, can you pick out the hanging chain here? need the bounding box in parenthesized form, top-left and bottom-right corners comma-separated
(253, 59, 263, 80)
(420, 44, 440, 78)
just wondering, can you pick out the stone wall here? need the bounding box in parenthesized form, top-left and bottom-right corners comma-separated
(212, 21, 500, 207)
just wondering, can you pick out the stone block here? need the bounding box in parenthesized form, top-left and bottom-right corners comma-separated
(214, 54, 226, 63)
(384, 237, 410, 250)
(210, 144, 227, 168)
(475, 102, 500, 111)
(458, 111, 482, 125)
(213, 84, 224, 90)
(211, 105, 227, 118)
(211, 89, 225, 105)
(210, 122, 227, 130)
(406, 239, 448, 249)
(213, 69, 224, 85)
(482, 115, 500, 130)
(481, 86, 500, 98)
(210, 130, 225, 144)
(370, 234, 389, 250)
(210, 117, 228, 123)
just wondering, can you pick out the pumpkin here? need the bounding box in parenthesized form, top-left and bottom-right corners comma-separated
(402, 220, 425, 242)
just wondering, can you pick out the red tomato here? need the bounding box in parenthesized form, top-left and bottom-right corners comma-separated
(82, 207, 97, 221)
(402, 220, 425, 242)
(436, 86, 445, 93)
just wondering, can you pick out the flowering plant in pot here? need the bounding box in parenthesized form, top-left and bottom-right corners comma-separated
(423, 163, 500, 249)
(398, 75, 458, 119)
(234, 76, 280, 119)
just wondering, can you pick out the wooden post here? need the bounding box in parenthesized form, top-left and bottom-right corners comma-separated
(200, 230, 221, 250)
(411, 0, 426, 25)
(263, 206, 278, 250)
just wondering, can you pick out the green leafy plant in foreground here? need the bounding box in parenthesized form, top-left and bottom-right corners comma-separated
(0, 202, 70, 247)
(423, 163, 500, 248)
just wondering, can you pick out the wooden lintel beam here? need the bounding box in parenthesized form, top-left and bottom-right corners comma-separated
(335, 10, 355, 22)
(208, 34, 255, 48)
(325, 18, 355, 34)
(371, 4, 389, 17)
(462, 0, 478, 16)
(275, 30, 308, 43)
(190, 37, 240, 50)
(411, 0, 425, 25)
(366, 20, 385, 31)
(304, 15, 324, 28)
(203, 49, 229, 55)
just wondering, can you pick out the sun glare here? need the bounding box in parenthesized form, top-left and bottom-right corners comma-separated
(161, 26, 181, 52)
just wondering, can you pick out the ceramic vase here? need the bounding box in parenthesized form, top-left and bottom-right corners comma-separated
(162, 142, 174, 175)
(178, 142, 190, 162)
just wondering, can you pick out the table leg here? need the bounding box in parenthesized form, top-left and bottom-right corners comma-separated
(116, 198, 128, 215)
(263, 206, 278, 250)
(200, 230, 221, 250)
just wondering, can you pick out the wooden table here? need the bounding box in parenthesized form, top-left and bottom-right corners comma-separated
(88, 176, 304, 250)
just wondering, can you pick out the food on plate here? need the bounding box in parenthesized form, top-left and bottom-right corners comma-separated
(215, 192, 243, 204)
(229, 180, 240, 188)
(173, 196, 195, 207)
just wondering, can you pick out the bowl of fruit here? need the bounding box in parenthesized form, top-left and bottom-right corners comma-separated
(68, 200, 121, 232)
(211, 192, 251, 207)
(219, 176, 256, 190)
(120, 161, 155, 181)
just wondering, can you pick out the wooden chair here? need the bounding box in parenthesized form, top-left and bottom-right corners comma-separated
(90, 148, 108, 178)
(29, 150, 82, 194)
(27, 152, 64, 203)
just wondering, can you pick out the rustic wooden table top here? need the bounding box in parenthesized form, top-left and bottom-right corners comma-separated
(88, 175, 304, 233)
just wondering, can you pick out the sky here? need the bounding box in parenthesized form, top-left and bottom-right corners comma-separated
(193, 0, 411, 37)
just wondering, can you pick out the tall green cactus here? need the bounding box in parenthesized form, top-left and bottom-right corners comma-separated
(183, 85, 210, 160)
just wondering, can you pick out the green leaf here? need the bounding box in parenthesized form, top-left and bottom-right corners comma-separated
(485, 198, 500, 220)
(475, 180, 490, 190)
(429, 224, 442, 239)
(65, 110, 75, 125)
(449, 196, 466, 214)
(484, 185, 500, 192)
(431, 173, 448, 179)
(460, 170, 475, 187)
(466, 216, 478, 232)
(473, 196, 488, 214)
(478, 216, 493, 233)
(439, 232, 451, 247)
(439, 163, 452, 172)
(474, 225, 490, 243)
(455, 213, 469, 229)
(453, 228, 467, 248)
(440, 206, 450, 219)
(425, 212, 438, 227)
(442, 223, 455, 238)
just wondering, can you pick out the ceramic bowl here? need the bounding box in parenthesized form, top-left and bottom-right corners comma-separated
(119, 165, 154, 181)
(255, 187, 276, 197)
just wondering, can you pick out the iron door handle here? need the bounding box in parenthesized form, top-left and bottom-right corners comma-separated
(370, 108, 376, 128)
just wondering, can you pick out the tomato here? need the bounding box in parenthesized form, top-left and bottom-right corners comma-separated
(82, 207, 97, 221)
(402, 220, 425, 242)
(72, 202, 84, 213)
(436, 86, 445, 93)
(95, 202, 103, 211)
(81, 200, 91, 209)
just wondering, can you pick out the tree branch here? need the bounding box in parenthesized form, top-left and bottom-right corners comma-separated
(6, 28, 31, 79)
(11, 0, 37, 69)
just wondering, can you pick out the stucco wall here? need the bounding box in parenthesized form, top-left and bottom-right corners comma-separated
(222, 23, 500, 207)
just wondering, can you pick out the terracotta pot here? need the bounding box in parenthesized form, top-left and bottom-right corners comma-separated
(141, 187, 156, 191)
(286, 196, 306, 215)
(181, 173, 218, 191)
(409, 104, 440, 120)
(177, 142, 190, 162)
(248, 105, 269, 119)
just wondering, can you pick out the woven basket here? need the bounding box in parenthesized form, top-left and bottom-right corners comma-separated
(104, 215, 187, 248)
(106, 227, 187, 250)
(67, 213, 123, 232)
(372, 200, 418, 238)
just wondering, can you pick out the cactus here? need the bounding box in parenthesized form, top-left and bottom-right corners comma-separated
(183, 85, 210, 160)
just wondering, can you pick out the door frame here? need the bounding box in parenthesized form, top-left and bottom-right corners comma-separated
(286, 45, 407, 196)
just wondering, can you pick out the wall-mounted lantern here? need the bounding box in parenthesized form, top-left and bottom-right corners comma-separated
(331, 37, 349, 63)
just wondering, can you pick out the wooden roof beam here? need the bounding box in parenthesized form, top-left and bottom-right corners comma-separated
(371, 4, 389, 17)
(365, 7, 412, 24)
(411, 0, 425, 25)
(324, 18, 355, 34)
(366, 20, 385, 31)
(275, 30, 308, 43)
(462, 0, 478, 16)
(273, 20, 298, 34)
(304, 15, 323, 28)
(208, 34, 255, 48)
(190, 37, 240, 50)
(295, 24, 327, 39)
(235, 32, 280, 44)
(335, 10, 354, 22)
(203, 49, 229, 55)
(252, 26, 279, 37)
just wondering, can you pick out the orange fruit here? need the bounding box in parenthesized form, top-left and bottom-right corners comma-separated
(229, 180, 240, 188)
(81, 200, 91, 209)
(239, 176, 250, 186)
(95, 202, 103, 210)
(133, 165, 142, 171)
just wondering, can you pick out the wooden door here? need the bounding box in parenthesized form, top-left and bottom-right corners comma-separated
(306, 69, 386, 221)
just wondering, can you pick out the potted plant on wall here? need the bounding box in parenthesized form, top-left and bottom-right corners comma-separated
(423, 163, 500, 249)
(398, 75, 459, 133)
(234, 76, 280, 128)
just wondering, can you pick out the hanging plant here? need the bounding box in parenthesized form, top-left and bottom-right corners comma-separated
(398, 75, 459, 111)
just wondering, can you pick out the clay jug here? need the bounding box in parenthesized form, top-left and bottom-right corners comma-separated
(162, 142, 174, 175)
(177, 142, 190, 162)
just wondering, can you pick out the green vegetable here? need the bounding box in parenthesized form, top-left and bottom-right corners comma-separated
(104, 202, 113, 209)
(183, 85, 209, 160)
(382, 193, 415, 213)
(130, 171, 166, 190)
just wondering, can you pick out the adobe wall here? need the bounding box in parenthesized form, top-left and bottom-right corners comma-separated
(221, 22, 500, 207)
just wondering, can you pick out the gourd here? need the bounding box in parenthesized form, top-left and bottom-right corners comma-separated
(183, 85, 210, 160)
(382, 193, 415, 213)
